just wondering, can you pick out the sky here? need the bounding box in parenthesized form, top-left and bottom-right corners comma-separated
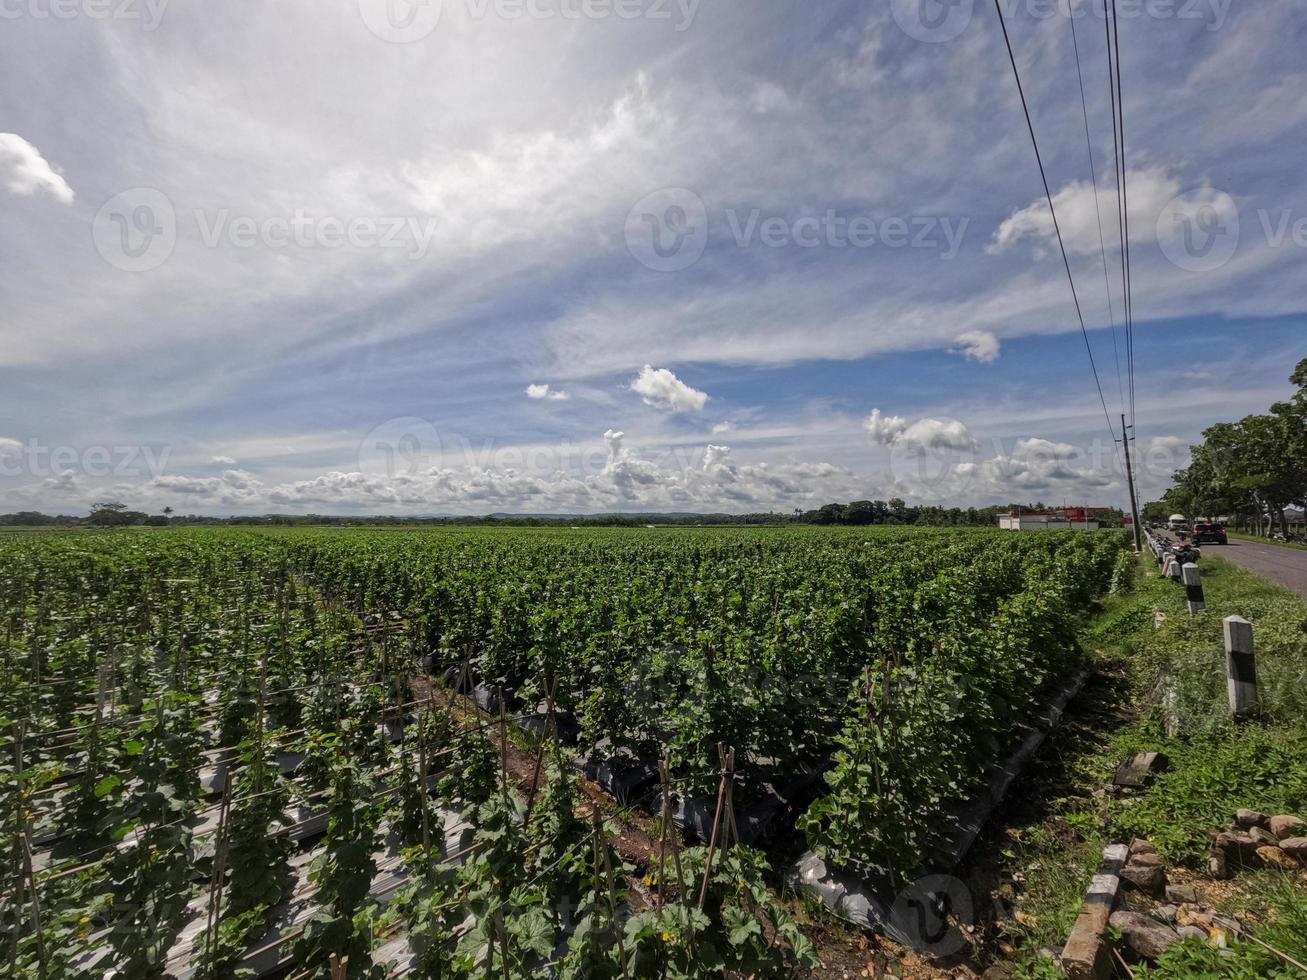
(1, 0, 1304, 516)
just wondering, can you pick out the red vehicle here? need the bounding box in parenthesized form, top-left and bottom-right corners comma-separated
(1192, 522, 1229, 545)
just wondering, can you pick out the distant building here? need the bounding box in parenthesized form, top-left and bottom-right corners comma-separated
(998, 507, 1101, 531)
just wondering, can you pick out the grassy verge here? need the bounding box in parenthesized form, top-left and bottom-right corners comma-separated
(1227, 530, 1307, 553)
(991, 553, 1307, 978)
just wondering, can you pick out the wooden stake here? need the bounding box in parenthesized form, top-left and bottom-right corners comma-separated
(656, 755, 671, 909)
(496, 688, 509, 806)
(203, 776, 234, 977)
(595, 813, 631, 980)
(524, 676, 559, 822)
(417, 715, 432, 864)
(21, 817, 48, 980)
(697, 742, 730, 911)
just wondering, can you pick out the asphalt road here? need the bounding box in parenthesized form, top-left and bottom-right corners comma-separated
(1155, 530, 1307, 597)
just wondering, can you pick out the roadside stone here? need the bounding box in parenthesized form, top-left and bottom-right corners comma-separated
(1269, 815, 1306, 840)
(1129, 851, 1163, 869)
(1155, 904, 1179, 924)
(1120, 862, 1167, 897)
(1248, 826, 1279, 848)
(1177, 908, 1213, 929)
(1114, 752, 1167, 788)
(1109, 910, 1182, 960)
(1178, 925, 1208, 942)
(981, 965, 1016, 980)
(1165, 884, 1198, 904)
(1234, 809, 1269, 829)
(1278, 837, 1307, 861)
(1212, 915, 1242, 934)
(1215, 831, 1261, 867)
(1208, 849, 1229, 880)
(1256, 845, 1299, 871)
(1129, 838, 1158, 857)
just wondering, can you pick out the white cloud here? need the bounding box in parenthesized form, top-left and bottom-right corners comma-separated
(863, 409, 908, 446)
(898, 418, 977, 453)
(209, 455, 238, 465)
(866, 409, 976, 456)
(525, 383, 570, 401)
(988, 165, 1223, 258)
(0, 134, 74, 204)
(630, 365, 709, 413)
(952, 330, 1000, 363)
(0, 437, 22, 456)
(711, 421, 734, 435)
(8, 430, 873, 514)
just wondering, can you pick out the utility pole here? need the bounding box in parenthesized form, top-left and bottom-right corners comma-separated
(1121, 414, 1142, 553)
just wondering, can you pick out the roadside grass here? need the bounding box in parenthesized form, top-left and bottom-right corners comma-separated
(999, 553, 1307, 977)
(1227, 530, 1307, 553)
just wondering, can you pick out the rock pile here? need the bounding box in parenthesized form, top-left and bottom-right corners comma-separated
(1210, 809, 1307, 877)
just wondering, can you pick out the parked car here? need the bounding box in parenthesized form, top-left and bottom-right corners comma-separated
(1192, 522, 1228, 545)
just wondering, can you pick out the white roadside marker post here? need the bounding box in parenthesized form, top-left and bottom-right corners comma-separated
(1223, 615, 1257, 719)
(1182, 563, 1205, 614)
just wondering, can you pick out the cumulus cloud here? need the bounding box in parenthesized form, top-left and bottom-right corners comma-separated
(711, 421, 734, 435)
(959, 438, 1111, 495)
(209, 455, 238, 465)
(988, 165, 1218, 257)
(0, 134, 74, 204)
(631, 365, 709, 413)
(952, 330, 1000, 363)
(17, 430, 873, 514)
(863, 409, 908, 446)
(864, 409, 975, 453)
(525, 383, 570, 401)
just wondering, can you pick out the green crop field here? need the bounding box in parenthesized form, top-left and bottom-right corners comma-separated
(0, 526, 1127, 978)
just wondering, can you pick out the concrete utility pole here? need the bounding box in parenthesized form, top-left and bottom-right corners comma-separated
(1121, 414, 1142, 553)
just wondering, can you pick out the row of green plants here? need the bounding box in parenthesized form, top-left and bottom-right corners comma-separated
(0, 525, 1125, 977)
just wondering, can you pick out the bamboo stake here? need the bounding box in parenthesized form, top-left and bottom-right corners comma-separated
(496, 908, 511, 980)
(656, 755, 671, 909)
(417, 715, 432, 864)
(594, 813, 631, 980)
(203, 776, 234, 977)
(524, 676, 558, 822)
(697, 742, 730, 911)
(21, 819, 48, 980)
(496, 688, 509, 807)
(720, 746, 739, 850)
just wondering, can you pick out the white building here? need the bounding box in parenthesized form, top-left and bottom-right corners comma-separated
(998, 511, 1100, 531)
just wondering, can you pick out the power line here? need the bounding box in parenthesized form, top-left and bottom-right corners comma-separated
(1068, 4, 1126, 417)
(991, 0, 1119, 448)
(1109, 0, 1136, 432)
(1103, 0, 1135, 434)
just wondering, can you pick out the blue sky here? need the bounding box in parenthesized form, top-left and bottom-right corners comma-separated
(0, 0, 1303, 514)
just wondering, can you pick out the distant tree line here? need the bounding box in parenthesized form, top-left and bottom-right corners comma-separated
(795, 499, 1123, 527)
(3, 500, 1123, 529)
(1144, 358, 1307, 536)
